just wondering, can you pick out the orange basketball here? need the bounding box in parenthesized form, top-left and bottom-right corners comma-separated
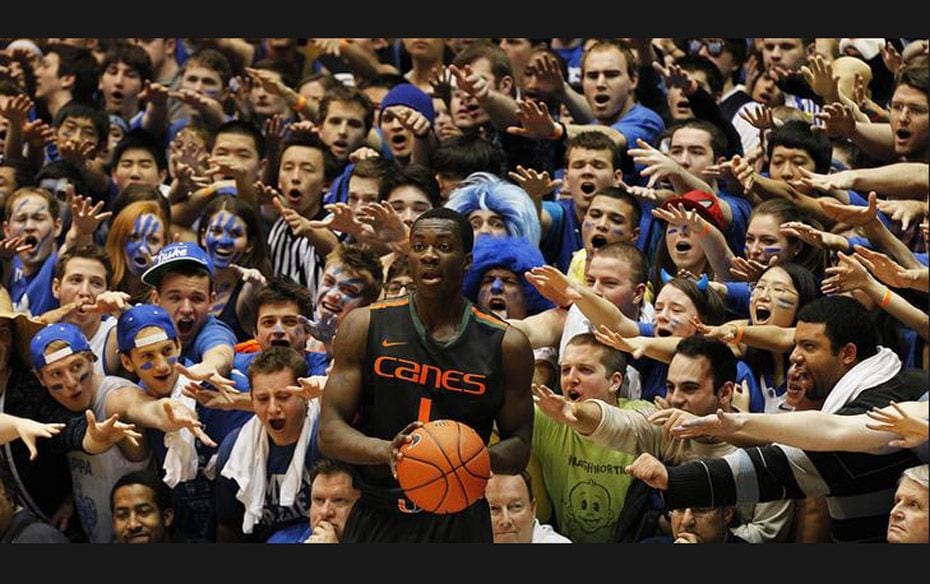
(396, 420, 491, 514)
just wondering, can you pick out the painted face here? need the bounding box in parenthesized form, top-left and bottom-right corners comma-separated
(38, 351, 96, 412)
(468, 209, 508, 239)
(319, 100, 368, 161)
(670, 506, 732, 543)
(53, 257, 108, 329)
(379, 106, 415, 159)
(99, 61, 144, 117)
(123, 327, 181, 398)
(486, 474, 536, 544)
(277, 145, 325, 216)
(477, 267, 527, 320)
(666, 353, 730, 416)
(669, 128, 717, 177)
(112, 148, 163, 190)
(654, 285, 700, 338)
(179, 64, 225, 100)
(750, 267, 800, 328)
(3, 193, 61, 268)
(887, 478, 929, 544)
(890, 84, 929, 160)
(112, 483, 173, 544)
(564, 147, 620, 218)
(387, 186, 432, 228)
(203, 210, 248, 269)
(582, 46, 636, 125)
(309, 472, 360, 541)
(251, 369, 308, 447)
(560, 342, 620, 403)
(744, 213, 796, 264)
(665, 222, 707, 274)
(256, 302, 307, 352)
(582, 194, 638, 254)
(584, 255, 641, 320)
(124, 213, 166, 276)
(346, 175, 380, 213)
(789, 321, 848, 402)
(315, 263, 367, 325)
(153, 273, 213, 347)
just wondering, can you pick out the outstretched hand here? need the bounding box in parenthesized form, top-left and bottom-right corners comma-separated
(525, 265, 580, 308)
(865, 401, 930, 449)
(531, 384, 578, 425)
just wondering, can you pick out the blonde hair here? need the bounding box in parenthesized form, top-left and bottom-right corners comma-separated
(105, 200, 169, 290)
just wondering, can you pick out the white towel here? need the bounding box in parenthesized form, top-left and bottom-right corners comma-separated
(162, 375, 200, 488)
(221, 401, 318, 534)
(821, 346, 902, 414)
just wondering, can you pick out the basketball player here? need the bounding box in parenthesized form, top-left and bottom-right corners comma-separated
(319, 208, 535, 542)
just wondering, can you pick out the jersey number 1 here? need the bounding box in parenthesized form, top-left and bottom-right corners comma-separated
(417, 397, 432, 422)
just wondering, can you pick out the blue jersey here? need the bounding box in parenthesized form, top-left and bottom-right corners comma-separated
(181, 315, 237, 365)
(540, 198, 582, 273)
(8, 251, 58, 316)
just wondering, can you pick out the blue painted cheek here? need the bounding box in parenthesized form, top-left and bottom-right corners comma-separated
(611, 228, 624, 236)
(167, 357, 178, 366)
(763, 247, 782, 256)
(139, 362, 154, 370)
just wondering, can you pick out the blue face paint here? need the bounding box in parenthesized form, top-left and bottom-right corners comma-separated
(315, 265, 365, 318)
(490, 276, 505, 295)
(763, 246, 782, 257)
(775, 297, 796, 309)
(125, 214, 163, 276)
(668, 227, 679, 235)
(205, 211, 246, 269)
(167, 356, 178, 366)
(139, 361, 154, 370)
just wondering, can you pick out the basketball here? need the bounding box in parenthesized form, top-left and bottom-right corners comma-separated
(395, 419, 491, 514)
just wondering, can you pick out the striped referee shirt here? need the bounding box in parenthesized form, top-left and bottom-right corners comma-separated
(267, 217, 324, 303)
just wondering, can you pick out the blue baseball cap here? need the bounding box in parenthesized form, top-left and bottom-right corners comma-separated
(117, 304, 178, 353)
(141, 242, 214, 288)
(30, 323, 93, 370)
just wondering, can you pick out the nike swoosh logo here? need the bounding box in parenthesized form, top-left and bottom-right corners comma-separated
(381, 339, 407, 348)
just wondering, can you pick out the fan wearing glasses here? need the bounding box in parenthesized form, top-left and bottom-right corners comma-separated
(684, 38, 751, 122)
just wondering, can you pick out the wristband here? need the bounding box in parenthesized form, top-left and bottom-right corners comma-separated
(879, 286, 892, 308)
(293, 94, 308, 112)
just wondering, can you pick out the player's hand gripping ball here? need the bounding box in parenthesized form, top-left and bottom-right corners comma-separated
(396, 420, 491, 514)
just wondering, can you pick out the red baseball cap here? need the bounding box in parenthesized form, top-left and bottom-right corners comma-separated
(660, 190, 726, 231)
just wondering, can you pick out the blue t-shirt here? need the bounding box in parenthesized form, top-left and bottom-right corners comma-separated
(554, 45, 584, 85)
(720, 191, 753, 256)
(182, 315, 237, 365)
(8, 251, 58, 316)
(214, 420, 320, 542)
(540, 198, 582, 273)
(610, 103, 665, 186)
(734, 359, 773, 413)
(723, 282, 752, 319)
(266, 522, 311, 544)
(324, 163, 355, 206)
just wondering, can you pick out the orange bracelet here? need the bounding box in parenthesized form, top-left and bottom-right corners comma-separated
(880, 286, 892, 308)
(731, 325, 745, 345)
(293, 94, 308, 112)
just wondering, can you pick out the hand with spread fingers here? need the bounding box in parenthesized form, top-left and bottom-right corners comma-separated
(865, 401, 930, 449)
(85, 410, 143, 450)
(387, 420, 424, 479)
(531, 384, 578, 425)
(176, 363, 238, 405)
(1, 414, 65, 461)
(525, 265, 581, 309)
(162, 401, 217, 448)
(507, 165, 561, 202)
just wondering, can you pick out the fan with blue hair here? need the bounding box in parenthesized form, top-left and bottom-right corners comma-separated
(463, 235, 554, 319)
(444, 172, 541, 246)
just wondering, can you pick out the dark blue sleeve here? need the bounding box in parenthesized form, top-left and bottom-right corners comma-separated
(736, 360, 765, 413)
(720, 193, 753, 256)
(306, 352, 331, 376)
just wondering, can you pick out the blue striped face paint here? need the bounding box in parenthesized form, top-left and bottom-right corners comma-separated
(139, 361, 154, 370)
(763, 246, 782, 258)
(125, 213, 164, 276)
(315, 264, 367, 320)
(8, 194, 57, 265)
(204, 210, 248, 269)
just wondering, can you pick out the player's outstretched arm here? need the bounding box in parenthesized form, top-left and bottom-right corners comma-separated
(489, 327, 535, 475)
(319, 308, 392, 466)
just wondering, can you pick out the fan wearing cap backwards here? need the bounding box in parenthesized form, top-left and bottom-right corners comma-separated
(28, 323, 154, 543)
(107, 303, 248, 542)
(0, 313, 142, 542)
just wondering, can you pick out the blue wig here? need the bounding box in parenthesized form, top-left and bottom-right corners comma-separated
(444, 172, 541, 245)
(463, 235, 554, 316)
